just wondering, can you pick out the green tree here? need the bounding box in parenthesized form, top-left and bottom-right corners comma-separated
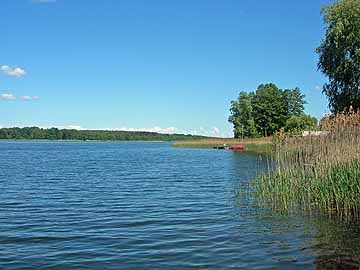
(0, 127, 208, 141)
(252, 83, 287, 136)
(283, 87, 306, 116)
(229, 84, 310, 138)
(317, 0, 360, 112)
(285, 115, 318, 134)
(228, 92, 258, 138)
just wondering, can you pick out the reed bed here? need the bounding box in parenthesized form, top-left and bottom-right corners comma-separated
(255, 110, 360, 216)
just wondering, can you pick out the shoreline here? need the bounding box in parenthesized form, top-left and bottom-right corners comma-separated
(0, 139, 169, 143)
(173, 137, 272, 154)
(0, 138, 273, 154)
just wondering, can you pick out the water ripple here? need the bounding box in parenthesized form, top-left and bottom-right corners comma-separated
(0, 141, 360, 269)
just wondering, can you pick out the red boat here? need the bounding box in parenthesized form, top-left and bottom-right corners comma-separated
(228, 144, 245, 151)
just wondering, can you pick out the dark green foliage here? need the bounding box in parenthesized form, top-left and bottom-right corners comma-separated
(252, 84, 288, 136)
(229, 83, 310, 138)
(0, 127, 208, 141)
(229, 92, 258, 138)
(285, 115, 318, 134)
(317, 0, 360, 112)
(283, 88, 306, 116)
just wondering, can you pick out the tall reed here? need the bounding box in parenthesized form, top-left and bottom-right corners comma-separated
(255, 110, 360, 216)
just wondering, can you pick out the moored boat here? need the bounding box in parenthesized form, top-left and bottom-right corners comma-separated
(228, 144, 245, 151)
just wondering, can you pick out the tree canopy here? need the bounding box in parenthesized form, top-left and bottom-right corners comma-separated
(285, 115, 318, 134)
(317, 0, 360, 112)
(229, 83, 315, 138)
(229, 92, 257, 138)
(252, 84, 288, 136)
(0, 127, 209, 141)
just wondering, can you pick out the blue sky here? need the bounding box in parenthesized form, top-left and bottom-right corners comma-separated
(1, 0, 333, 137)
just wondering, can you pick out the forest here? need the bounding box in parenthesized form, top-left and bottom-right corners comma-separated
(0, 127, 207, 141)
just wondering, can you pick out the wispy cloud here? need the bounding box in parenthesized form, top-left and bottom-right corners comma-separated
(0, 124, 231, 137)
(20, 96, 40, 101)
(212, 127, 220, 135)
(47, 125, 223, 136)
(110, 126, 227, 137)
(315, 85, 322, 91)
(52, 125, 84, 130)
(111, 126, 180, 134)
(189, 126, 224, 137)
(0, 65, 26, 77)
(0, 93, 39, 101)
(0, 93, 16, 100)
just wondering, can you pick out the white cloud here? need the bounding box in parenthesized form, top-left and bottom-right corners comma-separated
(315, 85, 322, 91)
(36, 125, 84, 130)
(57, 125, 84, 130)
(0, 93, 39, 101)
(20, 96, 40, 101)
(0, 123, 232, 138)
(109, 126, 180, 134)
(212, 127, 220, 135)
(109, 126, 227, 137)
(0, 93, 16, 100)
(191, 126, 223, 137)
(0, 66, 26, 77)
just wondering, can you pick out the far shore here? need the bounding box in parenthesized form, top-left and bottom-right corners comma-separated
(173, 137, 272, 153)
(0, 138, 273, 154)
(0, 139, 169, 143)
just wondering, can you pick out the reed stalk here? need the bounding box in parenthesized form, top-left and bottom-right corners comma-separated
(254, 110, 360, 217)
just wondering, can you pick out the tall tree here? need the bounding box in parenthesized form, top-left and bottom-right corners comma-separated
(229, 84, 309, 138)
(252, 84, 287, 136)
(317, 0, 360, 112)
(228, 92, 257, 138)
(283, 87, 306, 116)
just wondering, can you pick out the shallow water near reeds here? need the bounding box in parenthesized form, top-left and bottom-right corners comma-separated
(1, 141, 360, 270)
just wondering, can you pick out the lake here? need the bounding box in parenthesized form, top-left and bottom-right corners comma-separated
(0, 141, 359, 269)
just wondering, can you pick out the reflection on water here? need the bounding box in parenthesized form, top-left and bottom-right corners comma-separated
(252, 209, 360, 269)
(0, 141, 359, 269)
(229, 151, 360, 270)
(312, 216, 360, 270)
(242, 184, 360, 269)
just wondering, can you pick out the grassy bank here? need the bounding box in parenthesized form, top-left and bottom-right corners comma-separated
(173, 137, 272, 153)
(254, 111, 360, 217)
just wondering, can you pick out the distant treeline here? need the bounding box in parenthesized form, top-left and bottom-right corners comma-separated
(0, 127, 208, 141)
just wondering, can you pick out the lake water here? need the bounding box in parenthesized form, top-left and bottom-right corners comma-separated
(0, 141, 359, 270)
